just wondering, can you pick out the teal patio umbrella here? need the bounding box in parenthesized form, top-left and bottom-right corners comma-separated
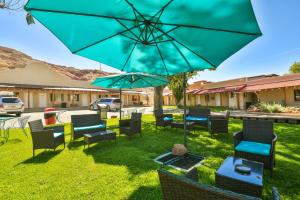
(91, 73, 168, 119)
(25, 0, 261, 146)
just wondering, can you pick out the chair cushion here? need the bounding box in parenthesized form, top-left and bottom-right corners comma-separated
(235, 141, 271, 156)
(74, 124, 105, 131)
(54, 132, 64, 138)
(163, 117, 173, 121)
(186, 116, 208, 121)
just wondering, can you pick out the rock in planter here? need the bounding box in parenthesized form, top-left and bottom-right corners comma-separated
(172, 144, 187, 156)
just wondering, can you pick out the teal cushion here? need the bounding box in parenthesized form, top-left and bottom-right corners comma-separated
(163, 117, 173, 121)
(235, 141, 271, 156)
(54, 132, 64, 138)
(74, 124, 105, 131)
(186, 116, 208, 121)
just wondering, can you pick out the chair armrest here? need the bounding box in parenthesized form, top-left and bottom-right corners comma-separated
(31, 129, 54, 142)
(271, 133, 278, 153)
(100, 120, 107, 127)
(119, 119, 131, 127)
(44, 124, 65, 133)
(233, 131, 243, 147)
(272, 187, 281, 200)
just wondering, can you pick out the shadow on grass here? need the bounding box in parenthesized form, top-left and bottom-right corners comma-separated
(67, 140, 84, 150)
(128, 185, 162, 200)
(16, 150, 62, 165)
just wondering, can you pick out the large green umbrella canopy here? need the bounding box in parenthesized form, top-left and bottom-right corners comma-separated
(92, 73, 168, 119)
(25, 0, 261, 146)
(25, 0, 261, 76)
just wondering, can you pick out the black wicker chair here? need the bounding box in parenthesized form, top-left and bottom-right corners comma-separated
(28, 119, 65, 156)
(158, 168, 280, 200)
(119, 112, 142, 137)
(71, 114, 106, 140)
(154, 109, 173, 129)
(234, 120, 277, 175)
(208, 110, 230, 134)
(186, 108, 211, 127)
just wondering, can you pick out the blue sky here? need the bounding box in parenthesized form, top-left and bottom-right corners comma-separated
(0, 1, 299, 83)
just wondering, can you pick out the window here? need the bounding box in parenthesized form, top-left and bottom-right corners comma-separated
(230, 92, 235, 98)
(61, 94, 64, 101)
(75, 94, 80, 102)
(294, 90, 300, 101)
(68, 94, 71, 101)
(113, 99, 121, 103)
(205, 95, 209, 102)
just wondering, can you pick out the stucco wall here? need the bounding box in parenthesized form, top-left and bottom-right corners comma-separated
(257, 88, 285, 104)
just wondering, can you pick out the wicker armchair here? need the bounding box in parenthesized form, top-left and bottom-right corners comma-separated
(158, 168, 280, 200)
(208, 111, 230, 134)
(186, 108, 211, 127)
(234, 120, 277, 175)
(154, 109, 173, 129)
(71, 114, 106, 140)
(119, 113, 142, 137)
(28, 119, 65, 156)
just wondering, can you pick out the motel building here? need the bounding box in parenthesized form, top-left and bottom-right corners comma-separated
(0, 61, 151, 110)
(163, 73, 300, 109)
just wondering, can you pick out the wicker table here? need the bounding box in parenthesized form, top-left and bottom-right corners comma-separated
(215, 156, 263, 198)
(170, 121, 195, 130)
(84, 130, 116, 149)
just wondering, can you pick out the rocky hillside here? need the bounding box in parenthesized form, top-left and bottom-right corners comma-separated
(0, 46, 115, 81)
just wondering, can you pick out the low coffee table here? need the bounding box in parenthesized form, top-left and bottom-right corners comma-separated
(170, 121, 195, 131)
(84, 130, 116, 149)
(215, 156, 263, 198)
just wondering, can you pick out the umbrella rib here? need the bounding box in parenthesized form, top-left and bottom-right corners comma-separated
(148, 26, 179, 43)
(125, 0, 146, 21)
(107, 75, 128, 88)
(149, 0, 174, 21)
(146, 7, 165, 41)
(170, 41, 193, 72)
(149, 30, 170, 76)
(120, 33, 140, 43)
(154, 26, 217, 67)
(27, 8, 144, 23)
(116, 19, 140, 40)
(157, 22, 261, 36)
(138, 76, 156, 88)
(72, 24, 141, 54)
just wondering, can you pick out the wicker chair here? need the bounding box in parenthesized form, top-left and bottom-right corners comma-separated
(186, 108, 211, 127)
(119, 113, 142, 137)
(154, 109, 173, 129)
(28, 119, 65, 156)
(208, 110, 230, 134)
(234, 120, 277, 175)
(71, 114, 106, 140)
(158, 168, 280, 200)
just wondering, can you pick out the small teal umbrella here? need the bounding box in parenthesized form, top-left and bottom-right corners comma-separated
(92, 73, 168, 119)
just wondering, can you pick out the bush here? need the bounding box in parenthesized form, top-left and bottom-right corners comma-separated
(258, 102, 284, 113)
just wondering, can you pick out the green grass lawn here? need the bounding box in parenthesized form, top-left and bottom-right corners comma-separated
(0, 115, 300, 199)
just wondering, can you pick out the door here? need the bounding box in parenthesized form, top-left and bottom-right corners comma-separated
(39, 93, 47, 108)
(81, 94, 88, 107)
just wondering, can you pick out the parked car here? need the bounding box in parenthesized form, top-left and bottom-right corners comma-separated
(90, 98, 121, 111)
(0, 96, 24, 116)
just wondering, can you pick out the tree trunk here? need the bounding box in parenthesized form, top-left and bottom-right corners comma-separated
(154, 85, 164, 111)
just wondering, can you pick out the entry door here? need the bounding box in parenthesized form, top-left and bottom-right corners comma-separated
(81, 94, 88, 106)
(39, 93, 47, 108)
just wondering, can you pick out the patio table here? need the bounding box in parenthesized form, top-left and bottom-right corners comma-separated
(215, 156, 263, 198)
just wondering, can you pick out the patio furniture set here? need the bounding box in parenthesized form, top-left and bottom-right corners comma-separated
(155, 108, 279, 199)
(28, 113, 142, 155)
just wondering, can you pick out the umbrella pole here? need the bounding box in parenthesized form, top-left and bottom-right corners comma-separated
(183, 73, 187, 147)
(119, 89, 122, 120)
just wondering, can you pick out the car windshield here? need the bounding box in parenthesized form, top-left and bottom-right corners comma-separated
(99, 99, 112, 103)
(2, 97, 20, 103)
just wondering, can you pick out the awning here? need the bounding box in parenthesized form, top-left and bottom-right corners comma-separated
(242, 80, 300, 92)
(195, 85, 245, 94)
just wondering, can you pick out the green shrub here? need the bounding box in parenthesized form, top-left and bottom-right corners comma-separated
(258, 102, 284, 113)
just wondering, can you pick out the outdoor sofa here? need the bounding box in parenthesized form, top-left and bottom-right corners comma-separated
(119, 112, 142, 137)
(186, 108, 211, 127)
(71, 114, 106, 140)
(154, 109, 173, 129)
(158, 168, 280, 200)
(234, 120, 277, 175)
(208, 110, 230, 134)
(28, 119, 65, 156)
